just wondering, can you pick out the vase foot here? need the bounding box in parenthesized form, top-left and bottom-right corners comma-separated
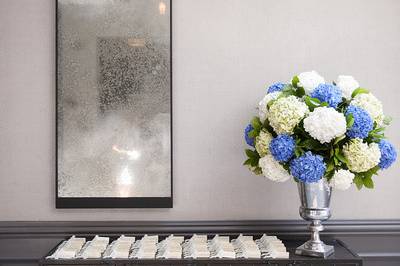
(295, 241, 334, 258)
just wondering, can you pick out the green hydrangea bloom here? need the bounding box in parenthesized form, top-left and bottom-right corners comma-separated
(343, 138, 381, 173)
(351, 93, 384, 125)
(255, 129, 273, 157)
(268, 96, 308, 134)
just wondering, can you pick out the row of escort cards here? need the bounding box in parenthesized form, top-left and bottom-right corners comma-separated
(47, 234, 289, 260)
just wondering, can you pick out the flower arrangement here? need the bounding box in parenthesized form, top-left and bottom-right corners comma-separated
(244, 71, 397, 190)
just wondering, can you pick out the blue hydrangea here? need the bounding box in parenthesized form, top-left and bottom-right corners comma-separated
(244, 124, 255, 147)
(345, 105, 373, 139)
(289, 151, 326, 183)
(378, 139, 397, 169)
(269, 134, 295, 162)
(267, 82, 286, 93)
(311, 84, 343, 108)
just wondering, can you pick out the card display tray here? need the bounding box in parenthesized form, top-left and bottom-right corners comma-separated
(40, 237, 362, 266)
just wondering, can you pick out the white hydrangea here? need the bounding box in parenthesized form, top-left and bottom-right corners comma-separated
(343, 138, 381, 173)
(255, 129, 273, 157)
(351, 93, 384, 125)
(303, 107, 347, 144)
(295, 70, 325, 94)
(330, 169, 355, 190)
(268, 96, 308, 134)
(258, 92, 281, 123)
(336, 75, 360, 100)
(259, 155, 291, 182)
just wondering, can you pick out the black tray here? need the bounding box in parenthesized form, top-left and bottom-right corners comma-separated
(39, 235, 362, 266)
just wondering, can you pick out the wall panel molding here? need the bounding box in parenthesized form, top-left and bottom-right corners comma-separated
(0, 220, 399, 237)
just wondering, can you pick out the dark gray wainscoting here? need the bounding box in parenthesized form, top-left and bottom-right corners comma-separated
(0, 220, 399, 265)
(1, 220, 400, 236)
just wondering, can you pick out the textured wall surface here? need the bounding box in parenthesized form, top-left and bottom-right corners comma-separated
(0, 0, 399, 221)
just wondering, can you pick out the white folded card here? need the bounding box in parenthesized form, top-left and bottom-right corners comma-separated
(46, 235, 86, 259)
(232, 235, 261, 259)
(102, 237, 134, 259)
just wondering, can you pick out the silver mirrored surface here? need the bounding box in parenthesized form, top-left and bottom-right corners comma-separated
(57, 0, 171, 198)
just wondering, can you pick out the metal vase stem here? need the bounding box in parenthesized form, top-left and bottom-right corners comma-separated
(295, 178, 335, 258)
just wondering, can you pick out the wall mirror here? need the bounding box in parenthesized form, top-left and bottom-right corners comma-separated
(56, 0, 172, 208)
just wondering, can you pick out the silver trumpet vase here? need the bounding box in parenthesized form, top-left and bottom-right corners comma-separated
(295, 178, 334, 258)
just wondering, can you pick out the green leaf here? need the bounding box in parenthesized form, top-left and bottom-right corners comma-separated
(351, 88, 369, 98)
(320, 102, 329, 107)
(364, 165, 380, 178)
(363, 176, 374, 189)
(304, 96, 321, 110)
(325, 170, 335, 180)
(251, 117, 262, 130)
(333, 156, 339, 165)
(346, 114, 354, 128)
(369, 132, 385, 139)
(245, 149, 252, 157)
(307, 96, 321, 105)
(293, 122, 309, 139)
(277, 87, 296, 98)
(292, 76, 300, 87)
(295, 87, 305, 97)
(243, 159, 252, 166)
(245, 149, 259, 159)
(282, 84, 294, 91)
(333, 135, 346, 145)
(267, 99, 276, 109)
(326, 161, 334, 172)
(337, 101, 349, 114)
(294, 147, 304, 158)
(249, 157, 259, 167)
(368, 125, 385, 137)
(335, 152, 348, 165)
(282, 164, 290, 171)
(248, 129, 259, 138)
(353, 175, 364, 190)
(300, 139, 328, 151)
(263, 119, 277, 137)
(253, 167, 262, 175)
(370, 165, 380, 175)
(334, 147, 340, 156)
(369, 128, 385, 135)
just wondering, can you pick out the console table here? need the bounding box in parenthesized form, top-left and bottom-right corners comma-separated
(1, 221, 400, 266)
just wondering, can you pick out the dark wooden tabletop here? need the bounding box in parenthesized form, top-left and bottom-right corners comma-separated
(0, 237, 62, 262)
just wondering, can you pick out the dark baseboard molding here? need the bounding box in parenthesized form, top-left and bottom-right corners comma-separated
(0, 220, 399, 237)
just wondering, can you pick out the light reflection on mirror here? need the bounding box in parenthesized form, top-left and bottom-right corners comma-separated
(112, 145, 141, 161)
(159, 1, 166, 15)
(118, 166, 133, 185)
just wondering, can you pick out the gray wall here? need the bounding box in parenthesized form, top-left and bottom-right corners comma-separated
(0, 0, 399, 221)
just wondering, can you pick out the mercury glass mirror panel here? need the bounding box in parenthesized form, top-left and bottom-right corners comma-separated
(56, 0, 172, 208)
